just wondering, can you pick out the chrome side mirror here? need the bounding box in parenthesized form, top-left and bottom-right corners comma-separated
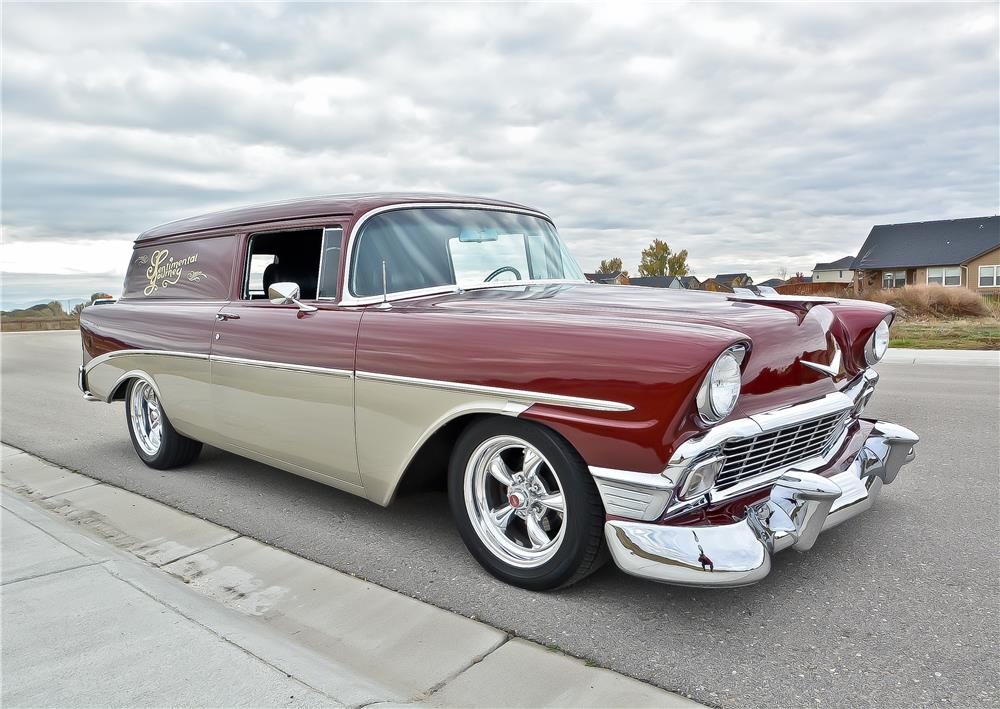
(268, 282, 317, 312)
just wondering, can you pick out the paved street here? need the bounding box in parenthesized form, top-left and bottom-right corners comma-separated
(3, 331, 998, 708)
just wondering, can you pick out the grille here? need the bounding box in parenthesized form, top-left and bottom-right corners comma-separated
(715, 411, 850, 491)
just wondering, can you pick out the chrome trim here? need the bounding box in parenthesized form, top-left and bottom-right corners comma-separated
(83, 348, 352, 380)
(801, 342, 842, 378)
(338, 202, 580, 307)
(78, 365, 100, 401)
(211, 355, 353, 379)
(83, 349, 210, 374)
(864, 314, 893, 366)
(696, 344, 748, 424)
(589, 467, 675, 521)
(605, 420, 918, 587)
(664, 369, 879, 511)
(356, 370, 633, 412)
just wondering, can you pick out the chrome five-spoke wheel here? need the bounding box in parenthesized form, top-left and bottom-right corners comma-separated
(464, 436, 567, 568)
(129, 379, 163, 455)
(449, 418, 607, 590)
(124, 377, 202, 469)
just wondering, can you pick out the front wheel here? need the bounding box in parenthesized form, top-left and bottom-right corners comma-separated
(448, 418, 607, 590)
(126, 378, 202, 469)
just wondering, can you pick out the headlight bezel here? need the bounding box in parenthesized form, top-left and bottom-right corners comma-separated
(696, 344, 747, 424)
(864, 314, 892, 365)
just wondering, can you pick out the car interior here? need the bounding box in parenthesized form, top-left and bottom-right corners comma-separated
(245, 229, 323, 299)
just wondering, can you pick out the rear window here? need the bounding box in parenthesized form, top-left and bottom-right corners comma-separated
(123, 235, 236, 300)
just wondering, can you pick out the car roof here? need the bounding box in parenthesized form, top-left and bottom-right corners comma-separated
(136, 192, 543, 242)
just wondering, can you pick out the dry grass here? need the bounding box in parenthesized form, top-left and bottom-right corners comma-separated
(890, 317, 1000, 350)
(866, 284, 989, 318)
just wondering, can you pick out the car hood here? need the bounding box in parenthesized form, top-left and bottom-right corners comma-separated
(424, 283, 854, 416)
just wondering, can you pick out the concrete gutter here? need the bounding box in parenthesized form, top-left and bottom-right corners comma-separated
(881, 348, 999, 366)
(1, 444, 702, 708)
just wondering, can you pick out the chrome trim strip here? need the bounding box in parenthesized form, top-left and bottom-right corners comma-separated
(210, 354, 353, 378)
(83, 349, 353, 379)
(356, 370, 634, 412)
(84, 349, 209, 374)
(338, 202, 573, 307)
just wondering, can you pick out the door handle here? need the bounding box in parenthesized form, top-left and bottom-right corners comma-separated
(216, 313, 241, 321)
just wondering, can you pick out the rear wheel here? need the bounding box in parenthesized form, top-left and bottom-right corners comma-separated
(448, 417, 606, 590)
(126, 378, 202, 469)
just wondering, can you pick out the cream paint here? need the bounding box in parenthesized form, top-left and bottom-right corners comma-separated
(85, 351, 215, 443)
(210, 359, 361, 486)
(354, 375, 529, 506)
(86, 349, 632, 507)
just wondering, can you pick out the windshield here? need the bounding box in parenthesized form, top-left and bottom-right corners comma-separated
(350, 207, 584, 298)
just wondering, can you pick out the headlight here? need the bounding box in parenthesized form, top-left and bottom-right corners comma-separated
(696, 345, 746, 423)
(865, 316, 891, 365)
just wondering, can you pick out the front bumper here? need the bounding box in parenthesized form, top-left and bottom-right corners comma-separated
(605, 420, 918, 586)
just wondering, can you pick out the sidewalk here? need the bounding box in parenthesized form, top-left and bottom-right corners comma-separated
(1, 444, 701, 709)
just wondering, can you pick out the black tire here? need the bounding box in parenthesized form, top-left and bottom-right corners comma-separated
(125, 378, 202, 469)
(448, 417, 607, 590)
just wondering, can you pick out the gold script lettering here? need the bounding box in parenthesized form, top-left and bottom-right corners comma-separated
(142, 249, 202, 295)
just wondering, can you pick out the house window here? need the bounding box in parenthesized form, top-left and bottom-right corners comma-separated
(882, 271, 906, 288)
(980, 265, 1000, 288)
(927, 266, 961, 287)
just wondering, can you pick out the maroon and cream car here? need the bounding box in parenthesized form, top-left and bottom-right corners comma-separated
(79, 193, 918, 590)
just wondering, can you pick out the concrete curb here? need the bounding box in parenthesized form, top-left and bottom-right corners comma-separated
(1, 444, 703, 708)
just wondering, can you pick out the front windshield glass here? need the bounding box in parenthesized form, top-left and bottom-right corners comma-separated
(350, 207, 584, 297)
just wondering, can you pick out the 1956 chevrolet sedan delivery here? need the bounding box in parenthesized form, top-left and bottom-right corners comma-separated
(79, 193, 918, 590)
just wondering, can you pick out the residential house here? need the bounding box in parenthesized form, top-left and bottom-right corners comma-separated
(812, 256, 855, 284)
(584, 271, 629, 285)
(628, 275, 684, 289)
(757, 278, 786, 288)
(700, 278, 734, 293)
(714, 273, 754, 289)
(679, 275, 701, 289)
(852, 216, 1000, 294)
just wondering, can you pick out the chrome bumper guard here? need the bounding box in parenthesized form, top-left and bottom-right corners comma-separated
(78, 364, 99, 401)
(605, 420, 918, 587)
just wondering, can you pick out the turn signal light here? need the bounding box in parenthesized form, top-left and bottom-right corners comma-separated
(678, 455, 724, 500)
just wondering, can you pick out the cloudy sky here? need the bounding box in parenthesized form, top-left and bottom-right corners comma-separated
(2, 2, 997, 307)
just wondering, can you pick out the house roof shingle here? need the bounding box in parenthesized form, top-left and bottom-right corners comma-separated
(853, 216, 1000, 270)
(813, 256, 856, 271)
(714, 273, 751, 283)
(629, 275, 680, 288)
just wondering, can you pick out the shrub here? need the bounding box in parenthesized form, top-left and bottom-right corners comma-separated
(866, 284, 989, 318)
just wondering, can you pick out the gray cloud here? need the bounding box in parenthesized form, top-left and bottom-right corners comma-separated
(1, 2, 997, 304)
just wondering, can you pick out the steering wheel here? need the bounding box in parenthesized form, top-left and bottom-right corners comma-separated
(484, 265, 522, 282)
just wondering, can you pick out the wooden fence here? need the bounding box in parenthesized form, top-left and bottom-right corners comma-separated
(1, 318, 80, 332)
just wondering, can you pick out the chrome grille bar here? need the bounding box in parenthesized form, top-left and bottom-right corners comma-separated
(715, 411, 849, 490)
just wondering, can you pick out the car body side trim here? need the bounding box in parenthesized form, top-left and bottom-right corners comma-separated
(210, 354, 353, 379)
(84, 349, 210, 374)
(85, 349, 353, 379)
(85, 350, 627, 411)
(356, 370, 634, 412)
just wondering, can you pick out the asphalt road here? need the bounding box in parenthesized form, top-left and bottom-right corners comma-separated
(3, 331, 998, 708)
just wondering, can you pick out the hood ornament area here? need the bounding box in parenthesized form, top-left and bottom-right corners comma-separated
(802, 342, 842, 378)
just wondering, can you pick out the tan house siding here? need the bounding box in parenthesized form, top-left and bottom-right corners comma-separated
(968, 246, 1000, 291)
(853, 246, 1000, 293)
(813, 268, 855, 284)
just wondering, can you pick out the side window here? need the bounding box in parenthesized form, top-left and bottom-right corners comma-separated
(123, 235, 236, 300)
(317, 227, 343, 298)
(243, 228, 324, 300)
